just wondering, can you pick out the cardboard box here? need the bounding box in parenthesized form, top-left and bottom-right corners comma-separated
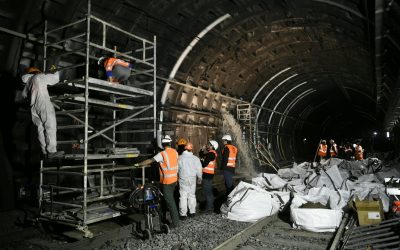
(354, 198, 384, 226)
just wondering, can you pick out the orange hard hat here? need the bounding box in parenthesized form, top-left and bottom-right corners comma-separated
(185, 142, 193, 151)
(178, 138, 187, 146)
(26, 67, 41, 74)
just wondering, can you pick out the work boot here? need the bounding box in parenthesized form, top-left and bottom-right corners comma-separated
(188, 213, 195, 218)
(47, 151, 65, 159)
(179, 215, 187, 221)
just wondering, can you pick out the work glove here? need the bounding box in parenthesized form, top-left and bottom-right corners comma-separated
(49, 65, 58, 73)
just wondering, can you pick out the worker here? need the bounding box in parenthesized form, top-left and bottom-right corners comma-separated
(177, 142, 202, 219)
(344, 142, 353, 160)
(199, 140, 218, 212)
(221, 134, 238, 195)
(98, 56, 133, 83)
(318, 140, 327, 161)
(177, 138, 187, 155)
(355, 141, 364, 161)
(21, 66, 64, 159)
(329, 139, 338, 158)
(137, 135, 180, 228)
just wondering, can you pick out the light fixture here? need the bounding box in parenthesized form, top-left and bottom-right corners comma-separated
(373, 131, 378, 136)
(386, 131, 390, 138)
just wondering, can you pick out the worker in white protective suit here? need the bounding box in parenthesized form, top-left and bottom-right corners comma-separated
(178, 142, 202, 220)
(22, 66, 64, 159)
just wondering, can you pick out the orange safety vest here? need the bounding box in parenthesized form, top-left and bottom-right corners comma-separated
(103, 57, 130, 72)
(202, 150, 217, 174)
(330, 143, 337, 157)
(159, 147, 179, 184)
(318, 144, 327, 157)
(355, 145, 363, 160)
(223, 144, 238, 168)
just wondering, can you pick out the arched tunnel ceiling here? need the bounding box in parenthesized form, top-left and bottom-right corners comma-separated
(1, 0, 400, 159)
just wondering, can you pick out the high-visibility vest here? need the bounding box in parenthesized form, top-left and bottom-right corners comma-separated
(104, 57, 131, 72)
(223, 144, 238, 168)
(318, 144, 327, 157)
(159, 147, 179, 184)
(330, 143, 338, 157)
(203, 150, 217, 174)
(355, 145, 363, 160)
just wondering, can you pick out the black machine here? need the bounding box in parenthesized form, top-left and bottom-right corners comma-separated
(129, 183, 169, 239)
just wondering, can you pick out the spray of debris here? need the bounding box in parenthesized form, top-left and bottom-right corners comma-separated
(221, 111, 256, 179)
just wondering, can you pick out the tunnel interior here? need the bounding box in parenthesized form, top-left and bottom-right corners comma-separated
(1, 0, 400, 210)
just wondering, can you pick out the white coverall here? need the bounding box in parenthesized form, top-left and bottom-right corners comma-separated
(22, 72, 60, 155)
(178, 150, 202, 216)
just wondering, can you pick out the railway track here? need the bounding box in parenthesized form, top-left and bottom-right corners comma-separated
(216, 215, 334, 250)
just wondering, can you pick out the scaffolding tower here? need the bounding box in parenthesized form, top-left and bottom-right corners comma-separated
(38, 1, 156, 236)
(237, 103, 258, 145)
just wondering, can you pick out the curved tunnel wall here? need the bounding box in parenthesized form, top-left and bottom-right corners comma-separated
(1, 0, 399, 166)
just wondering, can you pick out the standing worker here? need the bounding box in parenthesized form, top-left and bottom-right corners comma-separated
(355, 141, 364, 161)
(98, 56, 133, 83)
(22, 66, 64, 159)
(137, 135, 180, 228)
(221, 134, 238, 195)
(344, 142, 354, 160)
(177, 142, 202, 219)
(329, 139, 338, 158)
(177, 138, 187, 155)
(318, 140, 327, 162)
(199, 140, 218, 213)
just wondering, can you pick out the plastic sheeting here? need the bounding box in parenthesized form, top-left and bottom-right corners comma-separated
(222, 157, 391, 232)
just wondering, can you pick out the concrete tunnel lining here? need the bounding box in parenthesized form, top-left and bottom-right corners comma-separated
(0, 3, 400, 245)
(0, 0, 398, 161)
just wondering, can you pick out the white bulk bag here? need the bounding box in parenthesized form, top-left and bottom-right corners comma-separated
(290, 192, 343, 232)
(252, 173, 287, 189)
(220, 181, 280, 223)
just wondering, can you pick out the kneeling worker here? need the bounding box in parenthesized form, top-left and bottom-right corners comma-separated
(178, 142, 202, 219)
(137, 135, 180, 228)
(98, 56, 133, 83)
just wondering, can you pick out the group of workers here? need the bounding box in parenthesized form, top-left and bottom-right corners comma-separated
(137, 134, 238, 229)
(21, 56, 240, 229)
(21, 56, 132, 159)
(318, 139, 364, 161)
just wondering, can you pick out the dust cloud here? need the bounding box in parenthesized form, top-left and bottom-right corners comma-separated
(221, 112, 256, 179)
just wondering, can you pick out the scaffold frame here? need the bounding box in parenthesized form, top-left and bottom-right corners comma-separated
(38, 0, 157, 234)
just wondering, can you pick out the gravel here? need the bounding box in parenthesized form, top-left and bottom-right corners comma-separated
(96, 213, 250, 250)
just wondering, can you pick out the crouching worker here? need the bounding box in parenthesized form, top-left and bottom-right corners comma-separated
(98, 56, 133, 83)
(22, 66, 64, 159)
(137, 135, 180, 228)
(178, 143, 202, 219)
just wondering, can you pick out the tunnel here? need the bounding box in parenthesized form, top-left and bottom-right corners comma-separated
(0, 0, 400, 248)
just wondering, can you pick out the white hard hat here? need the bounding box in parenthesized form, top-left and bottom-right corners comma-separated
(161, 135, 172, 143)
(222, 134, 232, 141)
(209, 140, 218, 150)
(98, 56, 106, 65)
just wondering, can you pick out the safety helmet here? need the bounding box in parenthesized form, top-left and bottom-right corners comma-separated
(98, 56, 106, 65)
(321, 140, 326, 144)
(177, 138, 187, 146)
(222, 134, 232, 141)
(161, 135, 172, 143)
(26, 67, 41, 74)
(185, 142, 193, 151)
(209, 140, 218, 150)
